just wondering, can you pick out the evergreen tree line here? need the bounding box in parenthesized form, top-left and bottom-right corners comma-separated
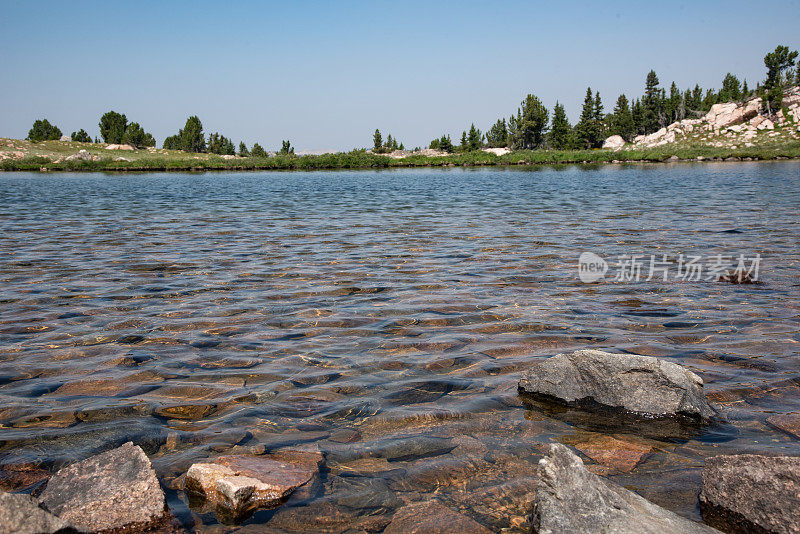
(372, 129, 405, 153)
(162, 116, 293, 156)
(422, 44, 799, 151)
(24, 45, 799, 154)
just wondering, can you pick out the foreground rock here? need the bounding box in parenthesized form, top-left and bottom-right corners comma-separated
(700, 454, 800, 534)
(532, 443, 720, 534)
(519, 349, 715, 421)
(0, 491, 72, 534)
(602, 134, 626, 150)
(39, 441, 168, 532)
(186, 453, 317, 514)
(384, 501, 492, 534)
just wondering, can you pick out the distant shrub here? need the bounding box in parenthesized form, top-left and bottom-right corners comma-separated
(27, 119, 62, 141)
(71, 129, 92, 143)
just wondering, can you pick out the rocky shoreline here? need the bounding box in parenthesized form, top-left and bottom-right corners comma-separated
(1, 349, 797, 533)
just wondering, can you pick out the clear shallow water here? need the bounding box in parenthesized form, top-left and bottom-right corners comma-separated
(0, 163, 799, 532)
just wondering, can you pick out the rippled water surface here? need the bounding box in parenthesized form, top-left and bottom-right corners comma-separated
(1, 164, 799, 532)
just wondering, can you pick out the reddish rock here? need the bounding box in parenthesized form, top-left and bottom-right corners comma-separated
(383, 501, 492, 534)
(0, 463, 51, 492)
(570, 434, 653, 472)
(700, 454, 800, 534)
(39, 442, 168, 532)
(767, 414, 800, 440)
(186, 454, 316, 512)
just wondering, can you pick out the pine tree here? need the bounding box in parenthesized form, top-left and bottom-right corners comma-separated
(701, 89, 718, 112)
(459, 130, 468, 151)
(575, 87, 602, 148)
(485, 118, 508, 148)
(280, 140, 294, 155)
(437, 135, 453, 152)
(122, 122, 155, 148)
(27, 119, 62, 141)
(179, 116, 205, 152)
(666, 82, 683, 122)
(742, 80, 750, 98)
(763, 45, 799, 112)
(508, 93, 549, 149)
(593, 91, 605, 140)
(609, 94, 635, 141)
(467, 123, 482, 150)
(251, 143, 267, 157)
(642, 70, 662, 134)
(548, 102, 572, 149)
(238, 142, 249, 157)
(99, 111, 127, 144)
(70, 129, 92, 143)
(719, 73, 742, 102)
(373, 129, 382, 150)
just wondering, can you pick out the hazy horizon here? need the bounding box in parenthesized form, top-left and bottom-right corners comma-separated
(2, 0, 799, 152)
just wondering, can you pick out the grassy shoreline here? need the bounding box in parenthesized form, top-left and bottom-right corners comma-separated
(2, 141, 799, 173)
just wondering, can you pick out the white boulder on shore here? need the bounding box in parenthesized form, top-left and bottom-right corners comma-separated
(602, 135, 626, 150)
(104, 144, 135, 151)
(482, 147, 511, 156)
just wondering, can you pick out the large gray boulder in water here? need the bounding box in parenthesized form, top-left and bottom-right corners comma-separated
(700, 454, 800, 534)
(518, 349, 715, 420)
(0, 492, 72, 534)
(39, 441, 168, 532)
(532, 443, 721, 534)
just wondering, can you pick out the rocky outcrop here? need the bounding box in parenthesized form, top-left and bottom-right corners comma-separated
(0, 492, 72, 534)
(383, 501, 492, 534)
(482, 147, 511, 156)
(185, 453, 319, 514)
(630, 86, 800, 149)
(532, 443, 720, 534)
(518, 349, 715, 421)
(700, 454, 800, 534)
(39, 442, 168, 532)
(704, 99, 761, 129)
(65, 150, 98, 162)
(602, 135, 626, 150)
(104, 144, 135, 151)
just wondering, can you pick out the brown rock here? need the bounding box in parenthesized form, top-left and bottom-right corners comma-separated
(0, 463, 51, 492)
(186, 455, 315, 512)
(767, 414, 800, 440)
(383, 501, 492, 534)
(39, 442, 168, 532)
(570, 434, 653, 472)
(700, 454, 800, 534)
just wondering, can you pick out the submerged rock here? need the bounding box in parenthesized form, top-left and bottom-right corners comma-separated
(39, 441, 168, 532)
(518, 349, 715, 421)
(700, 454, 800, 534)
(383, 501, 492, 534)
(0, 491, 72, 534)
(767, 414, 800, 440)
(532, 443, 720, 534)
(185, 453, 317, 516)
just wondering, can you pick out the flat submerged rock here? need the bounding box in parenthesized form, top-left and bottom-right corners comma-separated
(518, 349, 715, 421)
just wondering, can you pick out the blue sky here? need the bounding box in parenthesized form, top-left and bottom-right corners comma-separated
(1, 0, 798, 152)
